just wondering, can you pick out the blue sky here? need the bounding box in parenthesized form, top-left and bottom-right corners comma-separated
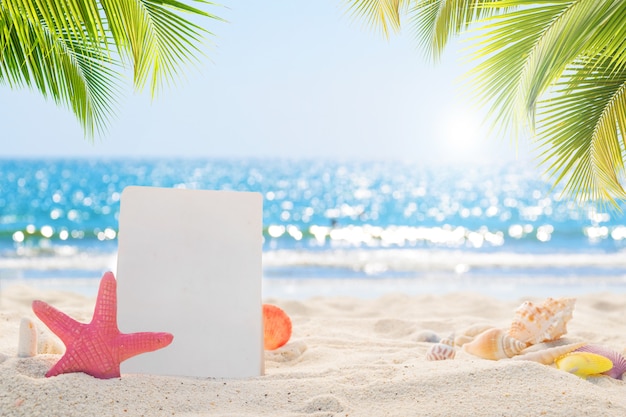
(3, 1, 532, 164)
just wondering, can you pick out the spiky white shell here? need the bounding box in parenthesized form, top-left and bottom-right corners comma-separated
(508, 297, 575, 345)
(426, 343, 456, 361)
(463, 328, 527, 360)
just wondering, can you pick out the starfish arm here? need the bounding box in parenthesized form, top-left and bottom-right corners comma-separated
(92, 271, 120, 333)
(117, 332, 174, 362)
(46, 347, 121, 379)
(32, 300, 83, 346)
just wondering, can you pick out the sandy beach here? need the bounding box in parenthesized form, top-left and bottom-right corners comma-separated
(1, 283, 626, 417)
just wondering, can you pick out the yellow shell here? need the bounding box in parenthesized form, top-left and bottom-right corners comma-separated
(508, 297, 575, 345)
(463, 328, 527, 360)
(555, 352, 613, 379)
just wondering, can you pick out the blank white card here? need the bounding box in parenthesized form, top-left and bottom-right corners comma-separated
(116, 186, 264, 378)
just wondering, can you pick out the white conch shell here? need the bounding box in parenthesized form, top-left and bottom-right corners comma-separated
(508, 297, 575, 345)
(426, 343, 456, 361)
(17, 317, 38, 358)
(513, 342, 586, 365)
(463, 328, 527, 360)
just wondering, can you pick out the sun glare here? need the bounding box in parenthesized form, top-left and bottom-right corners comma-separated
(440, 110, 482, 151)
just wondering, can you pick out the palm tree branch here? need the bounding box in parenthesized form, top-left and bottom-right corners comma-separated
(537, 60, 626, 203)
(0, 7, 120, 136)
(409, 0, 507, 61)
(343, 0, 410, 39)
(98, 0, 221, 95)
(515, 0, 626, 129)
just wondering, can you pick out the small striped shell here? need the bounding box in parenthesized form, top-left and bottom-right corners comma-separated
(512, 342, 586, 365)
(463, 328, 527, 360)
(508, 297, 575, 345)
(576, 345, 626, 380)
(440, 332, 455, 347)
(426, 343, 456, 361)
(555, 352, 614, 379)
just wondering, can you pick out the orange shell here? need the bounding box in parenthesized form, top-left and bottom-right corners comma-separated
(508, 297, 575, 345)
(463, 328, 526, 360)
(263, 304, 292, 350)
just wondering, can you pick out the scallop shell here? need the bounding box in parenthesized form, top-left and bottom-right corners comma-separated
(426, 343, 456, 361)
(555, 352, 613, 379)
(512, 342, 586, 365)
(463, 328, 527, 360)
(576, 345, 626, 380)
(508, 297, 575, 345)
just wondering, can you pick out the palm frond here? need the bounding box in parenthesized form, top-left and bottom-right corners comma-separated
(343, 0, 410, 38)
(99, 0, 222, 96)
(0, 5, 118, 136)
(537, 59, 626, 204)
(409, 0, 507, 61)
(514, 0, 626, 129)
(0, 0, 222, 135)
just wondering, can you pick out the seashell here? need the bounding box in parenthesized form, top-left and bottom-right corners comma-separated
(17, 317, 38, 358)
(454, 335, 475, 347)
(455, 324, 494, 347)
(415, 330, 441, 343)
(555, 352, 613, 379)
(426, 343, 456, 361)
(38, 332, 65, 355)
(508, 297, 575, 345)
(463, 328, 527, 360)
(263, 304, 292, 350)
(576, 345, 626, 380)
(513, 342, 586, 365)
(440, 332, 455, 347)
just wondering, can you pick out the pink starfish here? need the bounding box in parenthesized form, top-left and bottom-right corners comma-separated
(32, 271, 173, 379)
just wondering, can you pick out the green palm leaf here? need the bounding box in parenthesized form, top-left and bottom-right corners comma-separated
(344, 0, 626, 204)
(409, 0, 506, 61)
(343, 0, 410, 37)
(0, 4, 116, 136)
(0, 0, 222, 136)
(538, 59, 626, 203)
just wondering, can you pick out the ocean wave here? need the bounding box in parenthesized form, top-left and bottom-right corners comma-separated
(2, 247, 625, 277)
(263, 248, 626, 276)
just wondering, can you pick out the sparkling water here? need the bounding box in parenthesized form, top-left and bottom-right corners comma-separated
(1, 158, 625, 297)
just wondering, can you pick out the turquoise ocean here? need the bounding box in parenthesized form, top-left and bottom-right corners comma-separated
(2, 158, 626, 299)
